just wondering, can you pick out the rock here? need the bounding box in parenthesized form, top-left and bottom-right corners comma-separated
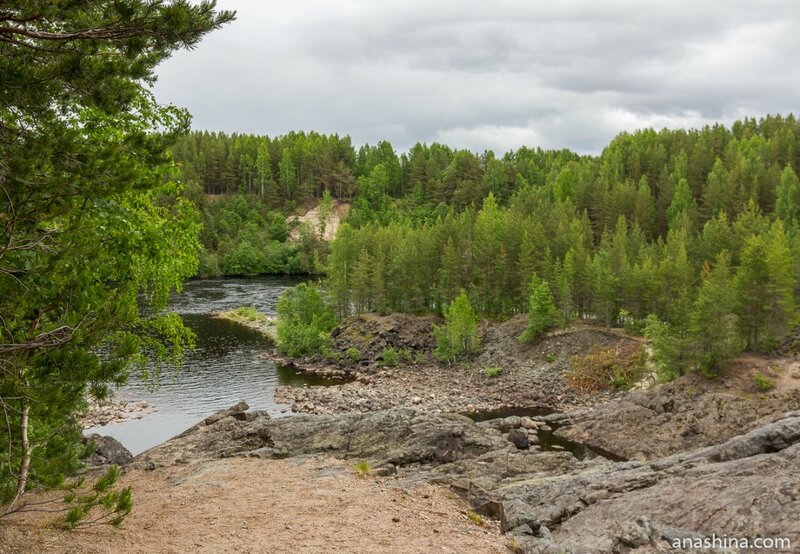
(520, 417, 538, 430)
(411, 396, 422, 404)
(201, 401, 250, 426)
(506, 428, 529, 450)
(83, 434, 133, 466)
(136, 406, 509, 468)
(500, 499, 540, 533)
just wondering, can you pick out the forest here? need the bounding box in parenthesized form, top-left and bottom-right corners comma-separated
(176, 116, 800, 376)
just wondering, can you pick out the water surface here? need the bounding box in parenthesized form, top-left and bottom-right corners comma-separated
(85, 277, 315, 455)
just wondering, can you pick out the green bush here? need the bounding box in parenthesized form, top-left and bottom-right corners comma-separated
(433, 291, 480, 363)
(234, 306, 263, 321)
(398, 348, 414, 364)
(345, 347, 361, 363)
(484, 366, 503, 377)
(754, 372, 776, 391)
(414, 352, 426, 365)
(545, 353, 555, 363)
(275, 284, 337, 357)
(381, 347, 399, 366)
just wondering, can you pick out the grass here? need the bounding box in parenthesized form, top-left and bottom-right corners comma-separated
(345, 347, 361, 363)
(354, 460, 371, 478)
(545, 353, 555, 363)
(381, 347, 399, 366)
(466, 511, 485, 526)
(232, 306, 264, 322)
(483, 366, 503, 378)
(754, 371, 776, 391)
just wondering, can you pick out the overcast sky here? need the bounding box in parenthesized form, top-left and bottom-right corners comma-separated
(153, 0, 800, 155)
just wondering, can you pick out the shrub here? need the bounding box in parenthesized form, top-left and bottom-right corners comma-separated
(398, 348, 414, 364)
(321, 346, 342, 362)
(414, 352, 427, 365)
(345, 347, 361, 363)
(234, 306, 263, 321)
(381, 347, 399, 366)
(545, 353, 555, 363)
(275, 283, 337, 357)
(466, 511, 485, 526)
(754, 372, 776, 391)
(354, 460, 371, 478)
(484, 366, 503, 377)
(433, 291, 480, 363)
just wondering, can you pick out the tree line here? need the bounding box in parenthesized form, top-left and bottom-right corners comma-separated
(322, 115, 800, 376)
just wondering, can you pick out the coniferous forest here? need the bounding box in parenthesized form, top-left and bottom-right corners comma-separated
(176, 115, 800, 374)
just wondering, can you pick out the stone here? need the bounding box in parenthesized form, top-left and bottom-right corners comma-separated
(506, 428, 529, 450)
(83, 434, 134, 466)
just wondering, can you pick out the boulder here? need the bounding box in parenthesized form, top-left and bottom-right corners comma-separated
(83, 434, 133, 466)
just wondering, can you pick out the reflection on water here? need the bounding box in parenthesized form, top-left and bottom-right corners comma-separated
(85, 277, 314, 455)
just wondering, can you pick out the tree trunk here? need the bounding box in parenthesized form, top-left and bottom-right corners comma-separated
(5, 399, 30, 514)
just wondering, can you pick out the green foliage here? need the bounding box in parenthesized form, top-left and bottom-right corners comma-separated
(0, 1, 232, 507)
(233, 306, 264, 322)
(691, 252, 742, 376)
(397, 349, 414, 364)
(354, 460, 371, 478)
(56, 466, 133, 530)
(644, 315, 684, 382)
(345, 347, 362, 363)
(433, 292, 480, 363)
(484, 366, 503, 377)
(321, 346, 342, 362)
(545, 354, 556, 363)
(521, 274, 560, 342)
(275, 284, 337, 357)
(466, 511, 485, 526)
(381, 347, 399, 366)
(753, 372, 776, 391)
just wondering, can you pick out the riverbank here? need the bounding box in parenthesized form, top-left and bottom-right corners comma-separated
(270, 314, 642, 416)
(80, 396, 157, 428)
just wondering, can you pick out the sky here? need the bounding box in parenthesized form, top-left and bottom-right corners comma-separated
(153, 0, 800, 155)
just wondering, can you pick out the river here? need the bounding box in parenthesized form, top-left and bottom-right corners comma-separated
(84, 277, 316, 455)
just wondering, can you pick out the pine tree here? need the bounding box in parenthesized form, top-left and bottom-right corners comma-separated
(775, 165, 799, 228)
(690, 252, 741, 375)
(764, 220, 795, 347)
(735, 234, 771, 349)
(521, 274, 560, 342)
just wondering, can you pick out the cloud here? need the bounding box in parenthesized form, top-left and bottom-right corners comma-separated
(153, 0, 800, 154)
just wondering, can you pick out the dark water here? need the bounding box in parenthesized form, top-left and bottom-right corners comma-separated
(84, 277, 317, 456)
(465, 408, 605, 461)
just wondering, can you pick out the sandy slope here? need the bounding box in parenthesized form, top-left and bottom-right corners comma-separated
(0, 457, 505, 554)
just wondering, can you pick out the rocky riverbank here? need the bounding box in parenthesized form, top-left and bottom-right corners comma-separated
(80, 396, 157, 428)
(271, 314, 640, 416)
(130, 401, 800, 552)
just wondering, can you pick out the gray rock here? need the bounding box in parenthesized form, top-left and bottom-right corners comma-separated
(507, 428, 530, 450)
(83, 434, 133, 466)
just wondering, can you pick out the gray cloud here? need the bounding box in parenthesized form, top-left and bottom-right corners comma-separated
(153, 0, 800, 154)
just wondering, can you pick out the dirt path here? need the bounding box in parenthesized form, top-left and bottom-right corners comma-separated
(0, 457, 505, 554)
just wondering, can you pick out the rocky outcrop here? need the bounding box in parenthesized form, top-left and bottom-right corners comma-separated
(557, 374, 800, 460)
(498, 412, 800, 553)
(83, 434, 134, 466)
(135, 403, 800, 553)
(329, 313, 442, 362)
(134, 406, 509, 469)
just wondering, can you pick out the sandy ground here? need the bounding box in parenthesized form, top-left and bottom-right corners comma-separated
(0, 457, 506, 554)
